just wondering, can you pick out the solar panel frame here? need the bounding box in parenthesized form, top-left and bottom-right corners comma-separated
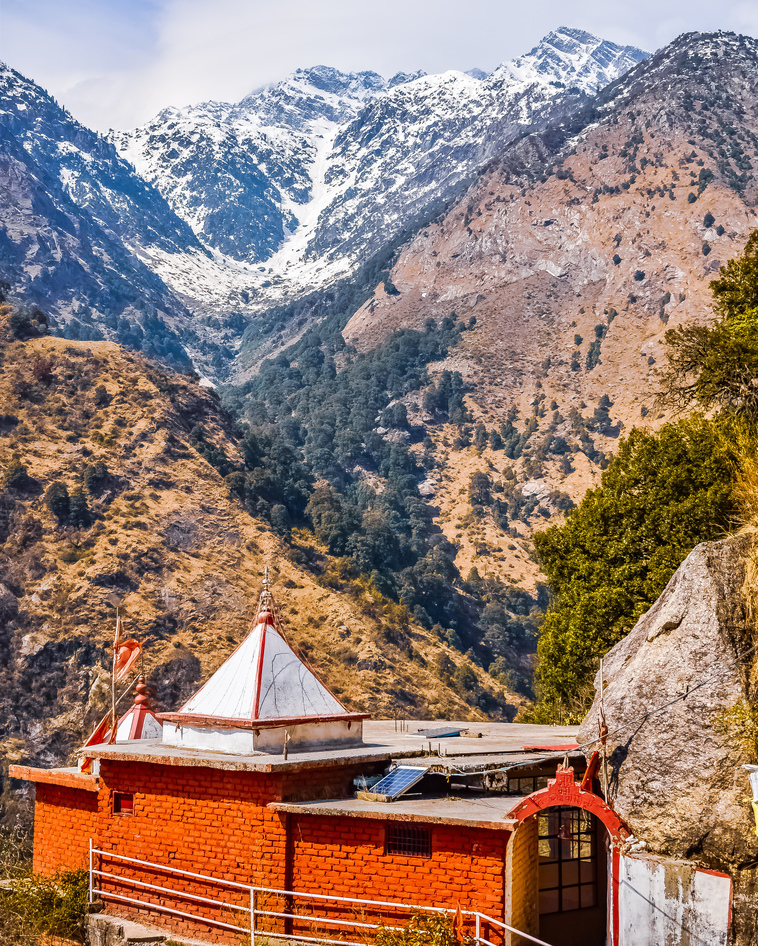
(369, 765, 428, 799)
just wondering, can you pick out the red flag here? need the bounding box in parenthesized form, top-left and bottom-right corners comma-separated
(114, 639, 141, 681)
(113, 613, 142, 680)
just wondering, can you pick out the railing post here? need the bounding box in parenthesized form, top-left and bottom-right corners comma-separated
(475, 912, 480, 946)
(89, 839, 93, 904)
(250, 888, 255, 946)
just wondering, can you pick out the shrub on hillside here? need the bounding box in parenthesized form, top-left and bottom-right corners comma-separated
(4, 461, 34, 492)
(44, 481, 70, 525)
(8, 308, 48, 341)
(93, 384, 111, 407)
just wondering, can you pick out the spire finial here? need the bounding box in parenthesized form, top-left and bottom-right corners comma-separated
(263, 564, 270, 590)
(134, 674, 152, 708)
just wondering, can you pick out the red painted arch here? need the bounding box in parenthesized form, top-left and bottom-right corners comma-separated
(507, 765, 630, 946)
(508, 765, 632, 842)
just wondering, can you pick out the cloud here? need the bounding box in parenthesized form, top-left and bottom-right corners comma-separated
(1, 0, 756, 131)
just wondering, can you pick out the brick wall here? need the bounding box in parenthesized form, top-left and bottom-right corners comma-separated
(33, 783, 98, 876)
(31, 760, 515, 944)
(505, 816, 538, 945)
(289, 814, 507, 930)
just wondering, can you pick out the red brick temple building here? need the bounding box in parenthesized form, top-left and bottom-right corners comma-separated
(12, 578, 733, 946)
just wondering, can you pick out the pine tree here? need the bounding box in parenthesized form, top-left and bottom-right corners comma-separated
(69, 487, 91, 528)
(45, 481, 70, 525)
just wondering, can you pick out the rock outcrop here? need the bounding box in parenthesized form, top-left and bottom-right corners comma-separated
(579, 533, 758, 944)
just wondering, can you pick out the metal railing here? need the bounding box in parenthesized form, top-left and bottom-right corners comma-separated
(89, 842, 552, 946)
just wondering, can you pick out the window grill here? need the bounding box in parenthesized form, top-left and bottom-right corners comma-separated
(538, 806, 597, 914)
(386, 824, 431, 857)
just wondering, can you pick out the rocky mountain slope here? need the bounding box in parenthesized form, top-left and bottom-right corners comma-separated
(0, 304, 519, 796)
(109, 28, 648, 314)
(336, 31, 758, 590)
(0, 62, 217, 370)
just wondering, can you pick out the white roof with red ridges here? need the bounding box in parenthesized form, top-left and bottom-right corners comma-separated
(170, 570, 350, 725)
(115, 677, 162, 741)
(178, 609, 347, 721)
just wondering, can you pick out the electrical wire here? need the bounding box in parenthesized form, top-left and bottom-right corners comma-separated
(437, 637, 758, 779)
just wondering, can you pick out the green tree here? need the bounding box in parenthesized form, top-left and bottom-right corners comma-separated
(68, 487, 91, 528)
(44, 481, 70, 525)
(83, 461, 109, 495)
(453, 663, 477, 694)
(659, 230, 758, 417)
(469, 472, 492, 509)
(711, 229, 758, 318)
(533, 415, 736, 711)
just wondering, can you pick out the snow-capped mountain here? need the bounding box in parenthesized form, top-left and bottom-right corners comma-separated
(0, 61, 207, 364)
(111, 67, 390, 266)
(111, 28, 648, 312)
(0, 27, 649, 373)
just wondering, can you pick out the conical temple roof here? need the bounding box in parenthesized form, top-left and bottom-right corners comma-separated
(115, 676, 162, 742)
(165, 572, 360, 728)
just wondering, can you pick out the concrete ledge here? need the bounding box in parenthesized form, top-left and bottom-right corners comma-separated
(77, 740, 414, 772)
(270, 793, 526, 830)
(9, 764, 100, 792)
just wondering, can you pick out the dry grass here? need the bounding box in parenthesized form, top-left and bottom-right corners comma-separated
(0, 318, 522, 778)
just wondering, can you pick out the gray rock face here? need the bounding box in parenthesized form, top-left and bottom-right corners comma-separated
(579, 534, 758, 943)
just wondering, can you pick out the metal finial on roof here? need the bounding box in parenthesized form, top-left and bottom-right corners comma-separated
(134, 674, 151, 708)
(256, 564, 276, 629)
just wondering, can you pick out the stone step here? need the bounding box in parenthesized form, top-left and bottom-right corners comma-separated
(86, 913, 167, 945)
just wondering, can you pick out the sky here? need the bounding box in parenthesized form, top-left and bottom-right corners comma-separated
(2, 0, 758, 132)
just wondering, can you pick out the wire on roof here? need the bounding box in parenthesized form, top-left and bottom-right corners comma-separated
(443, 637, 758, 780)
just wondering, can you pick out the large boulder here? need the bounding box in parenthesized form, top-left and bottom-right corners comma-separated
(579, 534, 758, 943)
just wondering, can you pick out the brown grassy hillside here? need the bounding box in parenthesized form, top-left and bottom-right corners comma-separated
(0, 307, 522, 787)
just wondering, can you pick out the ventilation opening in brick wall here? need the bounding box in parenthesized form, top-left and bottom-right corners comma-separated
(112, 792, 134, 816)
(386, 824, 432, 857)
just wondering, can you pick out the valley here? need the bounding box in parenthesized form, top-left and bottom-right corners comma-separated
(1, 26, 758, 760)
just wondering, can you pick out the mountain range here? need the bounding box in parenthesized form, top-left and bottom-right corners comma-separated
(0, 28, 648, 374)
(2, 26, 758, 716)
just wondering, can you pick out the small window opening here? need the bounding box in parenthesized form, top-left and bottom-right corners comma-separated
(113, 792, 134, 816)
(386, 824, 431, 857)
(506, 775, 549, 795)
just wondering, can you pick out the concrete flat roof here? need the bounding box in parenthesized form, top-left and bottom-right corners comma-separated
(74, 739, 405, 773)
(42, 720, 582, 775)
(270, 793, 528, 831)
(362, 720, 580, 760)
(8, 765, 99, 792)
(75, 720, 580, 772)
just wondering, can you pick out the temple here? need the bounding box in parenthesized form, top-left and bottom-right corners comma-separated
(10, 576, 734, 946)
(160, 570, 367, 755)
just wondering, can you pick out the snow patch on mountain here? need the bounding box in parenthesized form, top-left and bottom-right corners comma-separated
(111, 29, 650, 315)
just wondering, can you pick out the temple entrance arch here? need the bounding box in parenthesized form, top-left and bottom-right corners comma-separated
(505, 766, 631, 946)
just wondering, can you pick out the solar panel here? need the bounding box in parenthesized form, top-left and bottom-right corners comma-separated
(368, 765, 428, 800)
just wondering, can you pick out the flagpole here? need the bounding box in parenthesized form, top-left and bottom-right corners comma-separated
(111, 608, 118, 738)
